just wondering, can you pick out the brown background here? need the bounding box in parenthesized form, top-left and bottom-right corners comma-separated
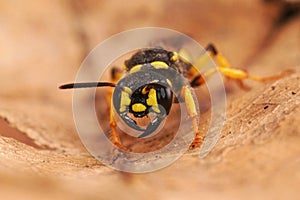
(0, 0, 299, 199)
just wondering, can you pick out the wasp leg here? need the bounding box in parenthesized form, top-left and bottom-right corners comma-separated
(189, 43, 290, 87)
(206, 43, 290, 84)
(106, 66, 128, 150)
(109, 107, 128, 150)
(182, 45, 219, 87)
(111, 67, 124, 82)
(107, 67, 125, 149)
(180, 85, 203, 149)
(106, 67, 123, 149)
(216, 66, 290, 82)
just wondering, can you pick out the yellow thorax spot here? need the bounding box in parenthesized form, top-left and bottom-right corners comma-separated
(119, 90, 131, 112)
(123, 86, 132, 95)
(132, 103, 147, 112)
(129, 64, 142, 73)
(151, 61, 169, 69)
(146, 89, 160, 113)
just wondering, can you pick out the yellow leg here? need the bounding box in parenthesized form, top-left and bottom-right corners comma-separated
(181, 86, 203, 149)
(109, 106, 127, 150)
(192, 43, 290, 86)
(217, 66, 289, 82)
(186, 44, 221, 87)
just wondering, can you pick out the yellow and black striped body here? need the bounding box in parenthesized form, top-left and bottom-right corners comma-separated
(60, 44, 288, 148)
(124, 48, 196, 81)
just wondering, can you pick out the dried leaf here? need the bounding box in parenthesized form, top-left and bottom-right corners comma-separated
(0, 0, 299, 199)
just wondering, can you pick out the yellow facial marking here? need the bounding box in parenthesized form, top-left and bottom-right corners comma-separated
(151, 61, 169, 69)
(171, 52, 179, 62)
(132, 103, 147, 112)
(147, 89, 160, 113)
(123, 86, 132, 94)
(146, 89, 157, 106)
(119, 91, 131, 112)
(129, 64, 142, 73)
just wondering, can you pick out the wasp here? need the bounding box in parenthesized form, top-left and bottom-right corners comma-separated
(60, 44, 287, 150)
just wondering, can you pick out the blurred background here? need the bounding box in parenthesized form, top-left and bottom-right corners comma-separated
(0, 0, 299, 101)
(0, 0, 299, 199)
